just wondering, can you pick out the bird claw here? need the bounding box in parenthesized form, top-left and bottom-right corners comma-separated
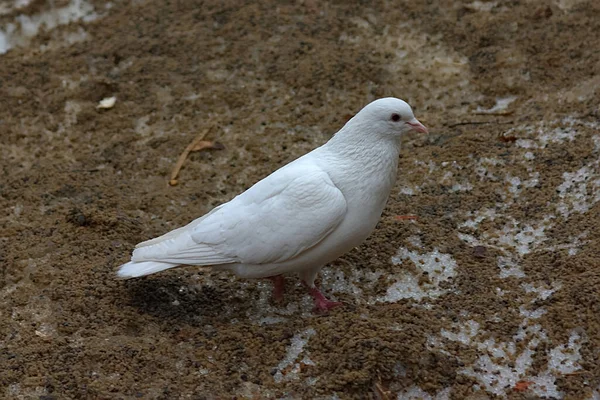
(307, 285, 342, 313)
(313, 299, 343, 313)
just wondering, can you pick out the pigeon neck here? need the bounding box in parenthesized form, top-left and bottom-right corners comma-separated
(320, 124, 400, 208)
(324, 123, 402, 161)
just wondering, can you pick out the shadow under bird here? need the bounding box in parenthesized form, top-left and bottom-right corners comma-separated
(117, 97, 428, 312)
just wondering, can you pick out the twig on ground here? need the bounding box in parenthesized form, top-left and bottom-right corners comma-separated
(169, 127, 224, 186)
(448, 120, 514, 128)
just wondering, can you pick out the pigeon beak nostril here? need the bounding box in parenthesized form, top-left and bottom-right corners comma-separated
(406, 118, 429, 134)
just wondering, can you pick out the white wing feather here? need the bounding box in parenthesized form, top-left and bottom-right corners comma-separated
(131, 160, 347, 267)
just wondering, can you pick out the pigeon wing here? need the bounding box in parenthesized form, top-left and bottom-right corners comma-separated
(131, 163, 347, 266)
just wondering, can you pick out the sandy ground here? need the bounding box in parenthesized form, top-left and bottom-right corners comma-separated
(1, 0, 600, 398)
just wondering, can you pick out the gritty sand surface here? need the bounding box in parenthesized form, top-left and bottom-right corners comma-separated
(1, 0, 600, 399)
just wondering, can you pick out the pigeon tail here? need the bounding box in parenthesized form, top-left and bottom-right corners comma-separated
(117, 260, 179, 279)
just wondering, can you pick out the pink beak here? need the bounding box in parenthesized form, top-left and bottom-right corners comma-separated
(406, 118, 429, 134)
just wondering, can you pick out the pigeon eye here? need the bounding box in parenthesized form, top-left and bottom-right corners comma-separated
(391, 113, 401, 122)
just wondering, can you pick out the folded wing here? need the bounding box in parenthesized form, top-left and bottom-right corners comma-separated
(131, 162, 347, 266)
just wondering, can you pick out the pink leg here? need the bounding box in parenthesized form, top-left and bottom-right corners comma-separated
(268, 275, 285, 303)
(306, 285, 342, 313)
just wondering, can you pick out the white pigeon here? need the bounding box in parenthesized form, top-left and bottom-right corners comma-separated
(118, 97, 428, 312)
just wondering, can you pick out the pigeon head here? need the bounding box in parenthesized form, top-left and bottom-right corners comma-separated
(350, 97, 428, 138)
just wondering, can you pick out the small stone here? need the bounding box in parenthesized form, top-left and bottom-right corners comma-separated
(473, 245, 487, 258)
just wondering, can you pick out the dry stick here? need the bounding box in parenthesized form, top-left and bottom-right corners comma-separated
(448, 120, 514, 128)
(169, 127, 212, 186)
(373, 379, 391, 400)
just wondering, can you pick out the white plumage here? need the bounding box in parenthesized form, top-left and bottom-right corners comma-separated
(118, 97, 428, 311)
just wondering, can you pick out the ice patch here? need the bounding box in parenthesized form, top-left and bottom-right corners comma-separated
(459, 323, 547, 396)
(397, 386, 451, 400)
(548, 331, 582, 374)
(476, 96, 517, 114)
(378, 248, 457, 302)
(430, 293, 580, 398)
(399, 186, 416, 195)
(522, 282, 561, 301)
(519, 305, 546, 319)
(450, 182, 473, 192)
(497, 256, 525, 278)
(441, 320, 479, 345)
(320, 266, 382, 303)
(556, 166, 600, 218)
(505, 117, 598, 149)
(506, 175, 521, 195)
(319, 269, 362, 298)
(458, 208, 497, 229)
(593, 135, 600, 152)
(497, 220, 550, 256)
(474, 157, 504, 181)
(539, 126, 577, 147)
(459, 215, 551, 258)
(516, 138, 537, 149)
(0, 0, 98, 54)
(273, 328, 316, 383)
(543, 232, 588, 256)
(407, 235, 422, 247)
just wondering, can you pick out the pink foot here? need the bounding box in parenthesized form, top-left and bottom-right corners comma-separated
(268, 275, 285, 303)
(307, 286, 342, 313)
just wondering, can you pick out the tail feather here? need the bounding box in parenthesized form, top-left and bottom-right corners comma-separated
(117, 260, 178, 279)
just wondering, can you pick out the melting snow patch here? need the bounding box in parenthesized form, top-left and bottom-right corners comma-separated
(594, 136, 600, 152)
(548, 331, 582, 374)
(556, 166, 600, 218)
(519, 305, 546, 319)
(433, 315, 583, 398)
(414, 159, 438, 174)
(497, 219, 550, 256)
(397, 386, 451, 400)
(378, 248, 457, 302)
(458, 208, 497, 229)
(516, 138, 537, 149)
(506, 116, 598, 149)
(539, 126, 577, 147)
(474, 157, 503, 181)
(407, 235, 423, 247)
(522, 282, 561, 301)
(320, 266, 383, 303)
(273, 328, 316, 383)
(441, 320, 480, 345)
(497, 256, 525, 278)
(0, 0, 98, 54)
(459, 215, 551, 257)
(476, 96, 517, 114)
(450, 182, 473, 192)
(506, 175, 522, 195)
(459, 323, 547, 397)
(399, 185, 417, 195)
(319, 269, 362, 298)
(543, 232, 589, 256)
